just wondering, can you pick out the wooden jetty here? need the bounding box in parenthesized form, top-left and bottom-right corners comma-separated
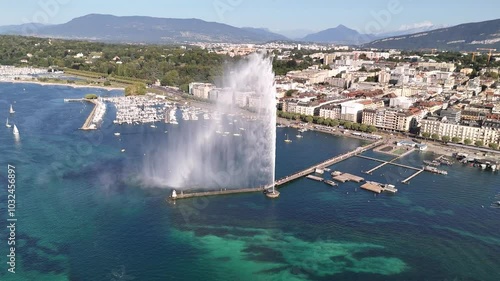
(356, 155, 421, 171)
(401, 169, 425, 184)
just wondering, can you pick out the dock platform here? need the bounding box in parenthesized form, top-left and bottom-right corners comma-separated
(306, 175, 324, 182)
(361, 182, 383, 193)
(332, 173, 364, 183)
(360, 181, 398, 194)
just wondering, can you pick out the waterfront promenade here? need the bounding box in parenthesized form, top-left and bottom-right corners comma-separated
(173, 140, 384, 200)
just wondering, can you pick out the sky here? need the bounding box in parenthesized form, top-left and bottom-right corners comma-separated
(1, 0, 499, 37)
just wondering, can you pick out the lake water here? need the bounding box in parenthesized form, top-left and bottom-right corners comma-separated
(0, 83, 499, 281)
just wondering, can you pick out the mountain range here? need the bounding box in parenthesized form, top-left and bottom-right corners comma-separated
(364, 18, 500, 51)
(1, 14, 499, 51)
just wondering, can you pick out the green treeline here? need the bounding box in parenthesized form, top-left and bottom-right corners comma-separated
(277, 111, 377, 133)
(0, 35, 231, 90)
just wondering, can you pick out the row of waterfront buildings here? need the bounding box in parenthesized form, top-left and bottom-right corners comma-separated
(187, 47, 500, 147)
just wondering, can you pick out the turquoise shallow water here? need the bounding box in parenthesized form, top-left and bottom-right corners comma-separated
(0, 83, 499, 281)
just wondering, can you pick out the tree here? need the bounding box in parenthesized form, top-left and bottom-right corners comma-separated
(489, 143, 499, 150)
(451, 137, 461, 143)
(305, 116, 313, 123)
(331, 119, 339, 127)
(161, 70, 179, 86)
(422, 132, 431, 139)
(441, 135, 450, 143)
(431, 133, 440, 141)
(475, 140, 484, 147)
(125, 83, 147, 96)
(464, 139, 472, 145)
(367, 125, 377, 133)
(85, 93, 98, 99)
(285, 89, 297, 97)
(359, 124, 368, 132)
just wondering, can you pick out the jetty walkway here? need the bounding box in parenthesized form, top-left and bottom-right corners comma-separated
(173, 140, 384, 200)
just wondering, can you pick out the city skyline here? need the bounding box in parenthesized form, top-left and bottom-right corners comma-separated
(1, 0, 500, 37)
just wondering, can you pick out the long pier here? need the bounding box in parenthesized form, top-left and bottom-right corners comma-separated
(173, 187, 265, 199)
(356, 155, 421, 171)
(401, 169, 425, 184)
(173, 140, 384, 200)
(80, 99, 99, 130)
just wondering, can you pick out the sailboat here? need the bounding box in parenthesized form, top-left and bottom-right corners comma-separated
(13, 124, 19, 135)
(296, 131, 303, 138)
(284, 134, 292, 143)
(9, 104, 15, 114)
(6, 118, 11, 128)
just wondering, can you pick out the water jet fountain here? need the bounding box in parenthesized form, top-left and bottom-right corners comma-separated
(142, 53, 278, 197)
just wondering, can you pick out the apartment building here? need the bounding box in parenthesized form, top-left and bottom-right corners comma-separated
(420, 117, 500, 146)
(362, 108, 416, 132)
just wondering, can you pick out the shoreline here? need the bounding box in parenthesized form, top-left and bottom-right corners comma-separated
(0, 79, 125, 91)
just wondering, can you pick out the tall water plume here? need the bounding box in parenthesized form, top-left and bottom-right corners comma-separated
(140, 53, 276, 190)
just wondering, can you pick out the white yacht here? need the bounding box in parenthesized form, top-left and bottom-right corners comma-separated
(114, 132, 121, 136)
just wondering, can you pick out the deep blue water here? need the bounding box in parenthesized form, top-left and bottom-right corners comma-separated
(0, 82, 499, 281)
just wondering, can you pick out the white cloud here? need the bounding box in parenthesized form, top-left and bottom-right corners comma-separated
(398, 21, 434, 31)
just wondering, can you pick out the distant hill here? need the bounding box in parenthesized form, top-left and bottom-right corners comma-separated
(241, 27, 289, 41)
(0, 23, 47, 34)
(0, 14, 287, 44)
(302, 25, 376, 45)
(377, 23, 446, 39)
(364, 18, 500, 51)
